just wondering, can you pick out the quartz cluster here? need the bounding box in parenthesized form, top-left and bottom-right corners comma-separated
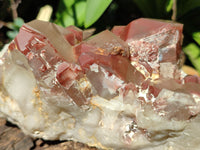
(1, 18, 200, 150)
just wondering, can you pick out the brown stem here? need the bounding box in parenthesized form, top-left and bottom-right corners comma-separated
(10, 0, 21, 20)
(0, 21, 8, 29)
(172, 0, 177, 21)
(0, 20, 14, 29)
(0, 0, 22, 29)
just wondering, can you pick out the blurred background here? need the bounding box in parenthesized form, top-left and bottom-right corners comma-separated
(0, 0, 200, 74)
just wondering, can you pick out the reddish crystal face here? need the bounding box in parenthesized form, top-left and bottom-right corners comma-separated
(4, 18, 200, 150)
(10, 18, 200, 115)
(112, 18, 183, 75)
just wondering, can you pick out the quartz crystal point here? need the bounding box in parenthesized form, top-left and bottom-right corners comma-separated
(1, 18, 200, 150)
(112, 18, 183, 78)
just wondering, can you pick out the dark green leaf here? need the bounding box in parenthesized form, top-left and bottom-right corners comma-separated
(133, 0, 155, 17)
(84, 0, 112, 28)
(133, 0, 171, 19)
(177, 0, 200, 18)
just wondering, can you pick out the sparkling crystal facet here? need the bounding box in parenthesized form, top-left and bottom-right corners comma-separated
(1, 18, 200, 150)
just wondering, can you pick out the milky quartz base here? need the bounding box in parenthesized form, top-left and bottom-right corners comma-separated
(0, 44, 200, 150)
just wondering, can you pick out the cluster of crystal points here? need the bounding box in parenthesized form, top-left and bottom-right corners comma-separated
(1, 18, 200, 149)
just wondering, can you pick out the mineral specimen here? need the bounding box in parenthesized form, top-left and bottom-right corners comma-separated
(1, 18, 200, 150)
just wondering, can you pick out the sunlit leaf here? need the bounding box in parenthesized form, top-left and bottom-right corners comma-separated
(63, 0, 75, 8)
(75, 1, 86, 27)
(55, 3, 75, 27)
(183, 43, 200, 73)
(193, 32, 200, 46)
(62, 12, 75, 27)
(84, 0, 112, 28)
(166, 0, 173, 12)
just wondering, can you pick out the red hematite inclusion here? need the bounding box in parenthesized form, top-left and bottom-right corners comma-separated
(9, 18, 199, 109)
(3, 17, 200, 150)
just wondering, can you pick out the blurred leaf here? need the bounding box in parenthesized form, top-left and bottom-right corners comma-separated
(133, 0, 154, 17)
(84, 0, 112, 28)
(56, 0, 75, 26)
(133, 0, 171, 19)
(183, 43, 200, 73)
(178, 9, 200, 50)
(62, 12, 75, 27)
(55, 0, 75, 27)
(0, 0, 10, 20)
(166, 0, 173, 12)
(177, 0, 200, 18)
(7, 30, 19, 39)
(178, 8, 200, 29)
(6, 22, 15, 30)
(14, 17, 24, 28)
(63, 0, 75, 8)
(75, 1, 86, 27)
(193, 32, 200, 46)
(4, 18, 24, 40)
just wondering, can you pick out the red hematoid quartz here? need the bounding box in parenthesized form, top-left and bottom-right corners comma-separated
(8, 18, 200, 121)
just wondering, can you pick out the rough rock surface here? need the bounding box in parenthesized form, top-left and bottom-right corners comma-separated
(0, 118, 98, 150)
(0, 118, 33, 150)
(1, 18, 200, 150)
